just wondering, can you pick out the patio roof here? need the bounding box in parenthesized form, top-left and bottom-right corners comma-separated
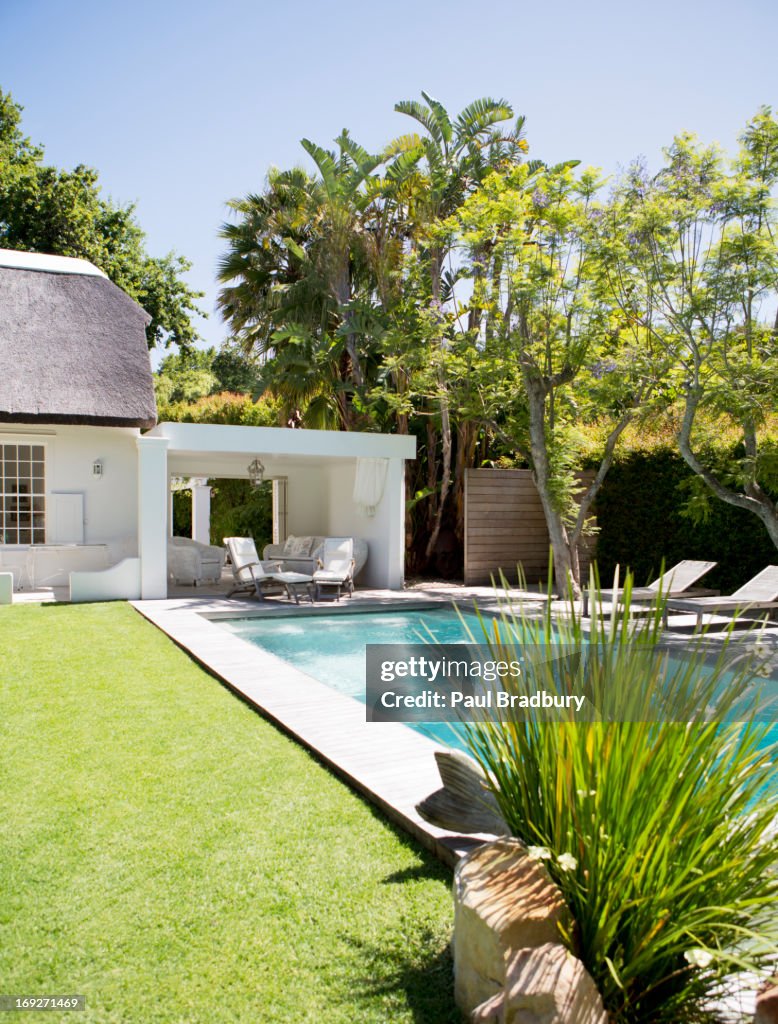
(144, 421, 416, 476)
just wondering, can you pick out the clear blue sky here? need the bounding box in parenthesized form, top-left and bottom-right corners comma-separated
(1, 0, 776, 360)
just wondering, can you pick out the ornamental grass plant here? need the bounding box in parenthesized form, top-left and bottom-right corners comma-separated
(461, 570, 778, 1023)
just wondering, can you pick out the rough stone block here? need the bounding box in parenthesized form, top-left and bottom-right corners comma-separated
(472, 942, 607, 1024)
(756, 981, 778, 1024)
(453, 838, 569, 1015)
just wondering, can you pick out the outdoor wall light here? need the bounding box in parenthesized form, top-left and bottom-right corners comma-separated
(92, 460, 103, 478)
(248, 457, 265, 487)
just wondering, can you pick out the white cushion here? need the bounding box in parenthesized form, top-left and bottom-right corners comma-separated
(283, 535, 312, 557)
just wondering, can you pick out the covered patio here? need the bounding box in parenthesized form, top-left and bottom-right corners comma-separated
(138, 421, 416, 599)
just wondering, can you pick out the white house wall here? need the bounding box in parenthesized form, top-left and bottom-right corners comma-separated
(284, 466, 329, 538)
(0, 425, 140, 587)
(325, 459, 405, 589)
(46, 426, 140, 554)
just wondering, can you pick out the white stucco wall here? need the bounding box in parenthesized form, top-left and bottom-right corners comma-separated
(0, 425, 140, 586)
(325, 458, 405, 589)
(284, 466, 330, 538)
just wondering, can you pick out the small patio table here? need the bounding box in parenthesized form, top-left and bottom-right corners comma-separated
(271, 571, 315, 604)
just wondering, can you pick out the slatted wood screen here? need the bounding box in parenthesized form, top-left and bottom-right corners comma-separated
(464, 469, 596, 586)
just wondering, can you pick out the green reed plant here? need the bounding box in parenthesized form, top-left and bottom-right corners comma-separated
(460, 568, 778, 1023)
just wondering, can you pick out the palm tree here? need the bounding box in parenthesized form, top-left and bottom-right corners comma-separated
(389, 92, 527, 560)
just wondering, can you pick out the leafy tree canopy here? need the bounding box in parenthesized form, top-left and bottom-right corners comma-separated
(0, 88, 204, 350)
(154, 345, 263, 405)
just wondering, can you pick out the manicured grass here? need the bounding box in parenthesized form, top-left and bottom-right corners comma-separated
(0, 603, 460, 1024)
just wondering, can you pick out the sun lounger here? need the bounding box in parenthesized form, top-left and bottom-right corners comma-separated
(665, 565, 778, 630)
(224, 537, 284, 599)
(583, 559, 717, 617)
(313, 537, 355, 601)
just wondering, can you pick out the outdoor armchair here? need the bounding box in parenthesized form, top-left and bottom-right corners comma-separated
(168, 535, 226, 586)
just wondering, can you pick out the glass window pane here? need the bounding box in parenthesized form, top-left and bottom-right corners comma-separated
(32, 446, 44, 460)
(18, 445, 30, 460)
(18, 528, 31, 544)
(32, 528, 45, 544)
(32, 462, 44, 478)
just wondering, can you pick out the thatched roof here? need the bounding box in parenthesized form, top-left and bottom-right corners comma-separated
(0, 249, 157, 428)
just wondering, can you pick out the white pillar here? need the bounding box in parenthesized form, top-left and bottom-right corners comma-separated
(191, 480, 212, 545)
(136, 436, 169, 599)
(384, 457, 406, 590)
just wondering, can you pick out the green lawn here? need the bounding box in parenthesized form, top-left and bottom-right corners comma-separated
(0, 603, 460, 1024)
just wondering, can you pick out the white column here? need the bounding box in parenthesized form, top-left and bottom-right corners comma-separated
(191, 480, 212, 545)
(136, 436, 169, 599)
(384, 457, 406, 590)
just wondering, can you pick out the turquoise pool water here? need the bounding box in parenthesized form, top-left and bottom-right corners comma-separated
(219, 606, 487, 748)
(218, 607, 778, 759)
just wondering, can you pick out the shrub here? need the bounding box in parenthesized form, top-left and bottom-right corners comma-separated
(462, 578, 778, 1022)
(593, 446, 777, 594)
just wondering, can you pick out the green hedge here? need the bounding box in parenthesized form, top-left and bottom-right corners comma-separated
(594, 448, 776, 594)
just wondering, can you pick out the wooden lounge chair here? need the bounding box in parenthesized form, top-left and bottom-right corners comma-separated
(224, 537, 284, 599)
(583, 559, 717, 617)
(665, 565, 778, 630)
(313, 537, 355, 601)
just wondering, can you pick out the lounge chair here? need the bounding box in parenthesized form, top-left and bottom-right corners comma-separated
(313, 537, 355, 601)
(583, 559, 717, 618)
(665, 565, 778, 630)
(224, 537, 284, 599)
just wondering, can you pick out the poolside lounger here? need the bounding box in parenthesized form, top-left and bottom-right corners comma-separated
(224, 537, 284, 599)
(583, 559, 717, 617)
(313, 537, 355, 601)
(665, 565, 778, 630)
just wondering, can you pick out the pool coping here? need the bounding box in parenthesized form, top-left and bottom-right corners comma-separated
(130, 592, 519, 867)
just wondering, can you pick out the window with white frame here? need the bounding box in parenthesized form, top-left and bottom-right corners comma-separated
(0, 444, 46, 544)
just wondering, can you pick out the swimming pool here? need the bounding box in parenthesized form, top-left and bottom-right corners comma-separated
(218, 605, 778, 756)
(219, 606, 485, 694)
(219, 606, 486, 747)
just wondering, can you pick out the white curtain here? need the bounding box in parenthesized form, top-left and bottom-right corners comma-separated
(353, 458, 388, 517)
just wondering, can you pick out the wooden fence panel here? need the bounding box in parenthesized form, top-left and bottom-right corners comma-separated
(464, 469, 596, 586)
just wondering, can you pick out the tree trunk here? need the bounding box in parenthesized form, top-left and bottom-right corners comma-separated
(525, 377, 580, 597)
(454, 420, 478, 544)
(332, 258, 364, 388)
(425, 248, 453, 563)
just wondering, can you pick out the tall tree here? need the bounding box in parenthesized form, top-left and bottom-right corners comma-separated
(390, 92, 526, 559)
(0, 88, 203, 350)
(602, 109, 778, 548)
(453, 161, 658, 594)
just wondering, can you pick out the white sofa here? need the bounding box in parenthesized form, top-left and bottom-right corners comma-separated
(263, 535, 368, 580)
(168, 536, 226, 586)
